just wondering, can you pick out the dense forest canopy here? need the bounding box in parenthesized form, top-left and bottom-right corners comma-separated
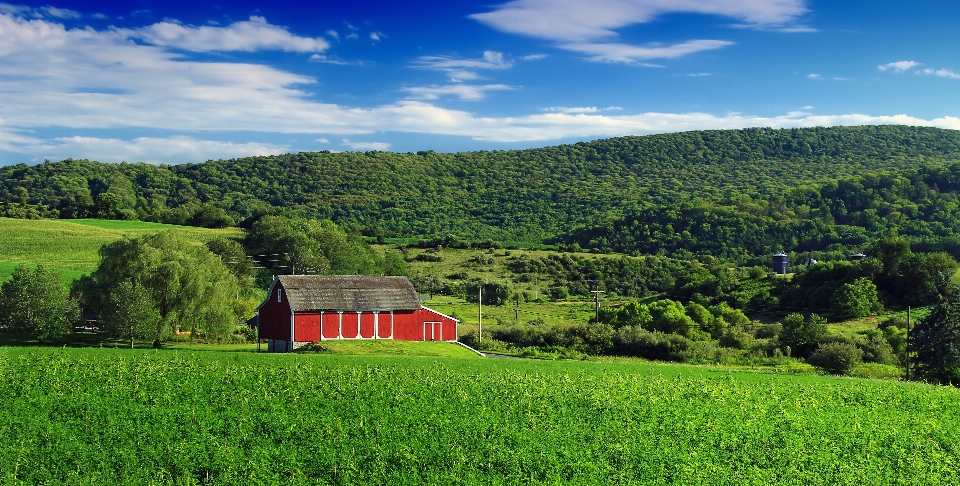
(3, 126, 960, 260)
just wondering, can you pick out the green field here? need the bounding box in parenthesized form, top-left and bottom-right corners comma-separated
(0, 218, 243, 284)
(0, 347, 957, 485)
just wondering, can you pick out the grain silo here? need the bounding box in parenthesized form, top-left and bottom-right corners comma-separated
(772, 252, 788, 274)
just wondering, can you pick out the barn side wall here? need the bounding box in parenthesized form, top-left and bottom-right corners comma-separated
(258, 282, 292, 341)
(294, 313, 321, 342)
(279, 308, 458, 344)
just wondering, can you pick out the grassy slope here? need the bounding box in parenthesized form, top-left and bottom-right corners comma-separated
(0, 218, 242, 284)
(1, 347, 957, 484)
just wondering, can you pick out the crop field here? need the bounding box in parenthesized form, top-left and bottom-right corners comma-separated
(1, 347, 957, 485)
(0, 218, 242, 284)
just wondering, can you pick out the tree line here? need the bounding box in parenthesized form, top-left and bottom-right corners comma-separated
(0, 215, 404, 347)
(3, 126, 959, 244)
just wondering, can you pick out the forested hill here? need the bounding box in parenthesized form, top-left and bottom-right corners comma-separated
(3, 125, 960, 242)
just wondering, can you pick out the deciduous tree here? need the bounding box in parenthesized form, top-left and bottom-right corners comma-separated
(0, 265, 78, 343)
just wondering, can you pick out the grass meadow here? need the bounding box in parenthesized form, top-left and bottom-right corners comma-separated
(1, 345, 958, 485)
(0, 218, 242, 285)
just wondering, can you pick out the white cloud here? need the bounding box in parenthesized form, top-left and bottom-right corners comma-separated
(346, 32, 358, 40)
(521, 54, 547, 60)
(3, 11, 959, 165)
(326, 29, 339, 40)
(471, 0, 808, 41)
(470, 0, 807, 62)
(543, 106, 622, 114)
(807, 73, 822, 79)
(413, 51, 514, 81)
(370, 31, 382, 41)
(916, 68, 960, 79)
(562, 39, 733, 63)
(802, 105, 813, 110)
(878, 60, 920, 72)
(41, 6, 81, 19)
(316, 138, 330, 143)
(121, 15, 330, 52)
(341, 139, 390, 151)
(0, 131, 289, 164)
(402, 84, 514, 101)
(308, 53, 362, 65)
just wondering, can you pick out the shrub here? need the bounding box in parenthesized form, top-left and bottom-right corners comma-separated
(807, 342, 864, 375)
(719, 328, 755, 349)
(612, 326, 693, 362)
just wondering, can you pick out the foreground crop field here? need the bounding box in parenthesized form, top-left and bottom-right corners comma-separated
(1, 347, 957, 485)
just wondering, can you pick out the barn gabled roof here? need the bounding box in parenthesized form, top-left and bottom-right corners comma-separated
(274, 275, 422, 312)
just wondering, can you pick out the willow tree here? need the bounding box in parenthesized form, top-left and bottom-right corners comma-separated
(75, 231, 242, 347)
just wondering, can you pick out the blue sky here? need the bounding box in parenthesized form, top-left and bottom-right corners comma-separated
(1, 0, 958, 164)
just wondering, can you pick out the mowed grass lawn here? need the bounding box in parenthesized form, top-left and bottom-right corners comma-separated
(0, 218, 242, 285)
(1, 346, 957, 485)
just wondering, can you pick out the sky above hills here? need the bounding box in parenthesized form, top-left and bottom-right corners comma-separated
(1, 0, 959, 164)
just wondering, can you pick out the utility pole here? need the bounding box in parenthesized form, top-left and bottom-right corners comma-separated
(905, 306, 911, 381)
(590, 287, 605, 324)
(514, 294, 520, 324)
(478, 285, 482, 345)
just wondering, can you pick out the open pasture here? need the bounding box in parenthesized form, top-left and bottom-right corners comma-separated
(1, 347, 957, 485)
(0, 218, 242, 284)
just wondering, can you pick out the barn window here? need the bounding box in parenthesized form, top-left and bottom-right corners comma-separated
(278, 289, 282, 302)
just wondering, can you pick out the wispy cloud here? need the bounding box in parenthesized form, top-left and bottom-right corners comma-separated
(341, 139, 390, 151)
(543, 106, 622, 114)
(402, 84, 514, 101)
(470, 0, 808, 63)
(878, 60, 920, 72)
(521, 54, 548, 61)
(308, 54, 363, 65)
(0, 131, 290, 164)
(40, 6, 82, 19)
(807, 73, 822, 79)
(561, 40, 733, 63)
(412, 51, 514, 81)
(326, 29, 339, 40)
(4, 7, 960, 165)
(120, 15, 330, 53)
(916, 68, 960, 79)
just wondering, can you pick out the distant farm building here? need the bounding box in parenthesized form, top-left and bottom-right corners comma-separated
(256, 275, 459, 352)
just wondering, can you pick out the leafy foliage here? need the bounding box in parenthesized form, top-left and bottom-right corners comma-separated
(97, 280, 162, 348)
(909, 278, 960, 386)
(4, 126, 960, 246)
(807, 342, 864, 375)
(2, 348, 959, 484)
(74, 231, 243, 345)
(0, 265, 78, 342)
(245, 214, 383, 279)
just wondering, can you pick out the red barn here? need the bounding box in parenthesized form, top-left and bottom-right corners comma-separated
(256, 275, 459, 352)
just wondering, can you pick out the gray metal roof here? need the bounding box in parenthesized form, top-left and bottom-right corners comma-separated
(277, 275, 422, 312)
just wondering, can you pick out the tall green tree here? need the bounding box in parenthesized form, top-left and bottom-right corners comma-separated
(779, 313, 829, 358)
(909, 278, 960, 386)
(245, 215, 382, 277)
(98, 280, 162, 348)
(75, 231, 242, 347)
(0, 265, 78, 343)
(832, 277, 883, 318)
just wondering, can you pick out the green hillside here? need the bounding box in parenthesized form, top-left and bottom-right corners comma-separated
(3, 126, 959, 244)
(0, 218, 242, 284)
